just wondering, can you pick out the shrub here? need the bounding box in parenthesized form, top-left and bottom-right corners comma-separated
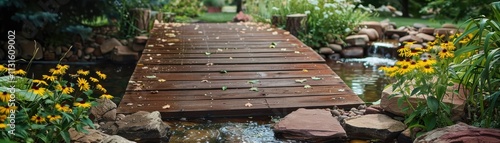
(162, 0, 204, 18)
(203, 0, 225, 7)
(0, 63, 112, 143)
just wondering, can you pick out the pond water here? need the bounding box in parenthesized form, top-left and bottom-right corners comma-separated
(16, 57, 392, 142)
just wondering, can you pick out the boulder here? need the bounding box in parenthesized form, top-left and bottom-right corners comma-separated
(358, 28, 379, 41)
(399, 35, 423, 43)
(134, 36, 148, 44)
(434, 28, 457, 36)
(19, 40, 43, 60)
(345, 35, 369, 46)
(442, 23, 458, 29)
(416, 33, 436, 42)
(365, 104, 383, 114)
(328, 44, 343, 52)
(418, 27, 435, 35)
(91, 99, 117, 121)
(359, 21, 383, 39)
(344, 114, 406, 141)
(74, 42, 83, 50)
(233, 11, 252, 22)
(100, 38, 122, 54)
(99, 121, 118, 135)
(414, 122, 500, 143)
(413, 23, 428, 29)
(69, 127, 109, 143)
(93, 47, 103, 57)
(319, 47, 334, 55)
(95, 35, 106, 45)
(111, 46, 139, 63)
(120, 39, 128, 46)
(100, 135, 136, 143)
(43, 51, 56, 61)
(273, 108, 347, 142)
(131, 43, 145, 52)
(116, 111, 170, 142)
(384, 29, 408, 37)
(342, 47, 364, 58)
(55, 46, 63, 56)
(85, 47, 95, 54)
(380, 84, 466, 120)
(68, 55, 79, 62)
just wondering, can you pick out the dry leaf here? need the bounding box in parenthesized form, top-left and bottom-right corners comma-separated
(338, 89, 345, 92)
(281, 48, 287, 51)
(294, 51, 300, 54)
(303, 69, 308, 72)
(151, 90, 159, 94)
(162, 104, 171, 109)
(304, 85, 312, 89)
(126, 103, 133, 106)
(245, 102, 253, 107)
(201, 80, 209, 83)
(147, 45, 154, 47)
(295, 79, 307, 83)
(168, 43, 175, 46)
(158, 79, 166, 82)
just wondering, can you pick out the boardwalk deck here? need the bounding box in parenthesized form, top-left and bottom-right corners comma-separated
(117, 23, 364, 118)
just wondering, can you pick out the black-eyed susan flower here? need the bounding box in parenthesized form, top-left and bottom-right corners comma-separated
(0, 114, 6, 122)
(55, 84, 75, 95)
(30, 114, 46, 124)
(422, 65, 435, 74)
(55, 104, 72, 113)
(89, 77, 99, 83)
(398, 65, 411, 75)
(96, 71, 107, 80)
(46, 115, 62, 122)
(438, 49, 454, 59)
(56, 64, 69, 71)
(29, 86, 46, 96)
(0, 105, 17, 114)
(417, 59, 436, 67)
(1, 91, 11, 102)
(77, 69, 90, 76)
(32, 79, 48, 86)
(74, 101, 92, 108)
(96, 84, 107, 93)
(49, 67, 65, 75)
(100, 94, 113, 99)
(408, 60, 419, 70)
(77, 78, 90, 91)
(0, 65, 7, 72)
(0, 123, 6, 129)
(13, 69, 26, 76)
(42, 75, 57, 81)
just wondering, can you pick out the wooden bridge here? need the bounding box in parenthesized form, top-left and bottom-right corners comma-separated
(117, 23, 364, 118)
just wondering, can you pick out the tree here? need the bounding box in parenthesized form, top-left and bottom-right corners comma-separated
(422, 0, 497, 23)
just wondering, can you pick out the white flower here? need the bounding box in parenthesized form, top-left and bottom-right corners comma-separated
(272, 7, 279, 11)
(308, 0, 318, 5)
(344, 28, 351, 33)
(353, 0, 361, 3)
(324, 14, 329, 18)
(304, 10, 311, 15)
(314, 6, 320, 10)
(335, 10, 341, 14)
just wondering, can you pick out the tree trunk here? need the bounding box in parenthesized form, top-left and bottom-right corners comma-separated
(130, 8, 151, 34)
(400, 0, 410, 17)
(236, 0, 242, 13)
(155, 12, 164, 23)
(271, 15, 282, 28)
(285, 14, 307, 37)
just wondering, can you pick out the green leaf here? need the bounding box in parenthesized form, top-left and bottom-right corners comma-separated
(410, 87, 421, 96)
(36, 133, 49, 143)
(427, 96, 439, 113)
(30, 124, 46, 130)
(220, 70, 228, 74)
(423, 115, 437, 131)
(145, 75, 157, 79)
(222, 86, 227, 91)
(205, 52, 211, 55)
(247, 80, 260, 84)
(45, 99, 54, 104)
(311, 76, 322, 80)
(60, 131, 71, 143)
(295, 79, 307, 83)
(249, 87, 259, 92)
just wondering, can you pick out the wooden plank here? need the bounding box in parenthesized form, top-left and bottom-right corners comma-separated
(139, 57, 325, 65)
(142, 47, 313, 54)
(138, 52, 318, 59)
(132, 64, 331, 73)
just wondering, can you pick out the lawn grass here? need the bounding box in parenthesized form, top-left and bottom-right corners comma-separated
(197, 12, 236, 23)
(368, 16, 468, 28)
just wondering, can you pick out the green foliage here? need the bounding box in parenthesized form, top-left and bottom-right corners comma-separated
(162, 0, 203, 18)
(245, 0, 372, 49)
(422, 0, 497, 23)
(203, 0, 225, 7)
(452, 1, 500, 128)
(0, 64, 113, 143)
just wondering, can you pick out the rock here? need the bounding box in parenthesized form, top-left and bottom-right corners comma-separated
(328, 53, 341, 60)
(91, 99, 117, 121)
(328, 44, 342, 52)
(380, 84, 466, 119)
(442, 23, 458, 29)
(397, 127, 417, 143)
(93, 47, 103, 57)
(111, 46, 139, 63)
(391, 34, 400, 39)
(416, 33, 435, 42)
(120, 39, 128, 46)
(100, 121, 118, 135)
(116, 114, 126, 121)
(100, 38, 122, 54)
(345, 35, 369, 46)
(344, 114, 406, 141)
(85, 47, 95, 54)
(65, 50, 74, 58)
(319, 47, 334, 55)
(399, 35, 423, 43)
(19, 40, 43, 60)
(434, 28, 457, 36)
(365, 107, 382, 114)
(116, 111, 170, 141)
(341, 47, 364, 58)
(418, 27, 435, 35)
(384, 29, 408, 37)
(74, 42, 83, 50)
(331, 110, 341, 116)
(359, 21, 383, 39)
(233, 11, 252, 22)
(273, 108, 347, 142)
(414, 122, 500, 143)
(43, 51, 56, 61)
(69, 127, 109, 143)
(408, 31, 419, 35)
(358, 28, 379, 41)
(100, 135, 136, 143)
(77, 49, 83, 57)
(68, 55, 79, 62)
(134, 36, 148, 44)
(413, 23, 428, 29)
(95, 35, 106, 45)
(83, 55, 91, 60)
(410, 44, 423, 49)
(55, 46, 62, 56)
(131, 43, 145, 52)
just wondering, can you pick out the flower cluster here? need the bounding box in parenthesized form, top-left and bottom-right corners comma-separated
(0, 64, 112, 143)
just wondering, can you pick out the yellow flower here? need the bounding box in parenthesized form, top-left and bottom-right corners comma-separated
(422, 64, 435, 74)
(96, 71, 107, 80)
(398, 65, 412, 75)
(57, 64, 69, 71)
(74, 101, 92, 108)
(55, 84, 75, 95)
(0, 65, 7, 72)
(42, 75, 57, 81)
(13, 69, 26, 76)
(0, 105, 17, 114)
(100, 94, 114, 99)
(396, 59, 411, 67)
(55, 104, 72, 113)
(96, 84, 107, 93)
(32, 79, 48, 86)
(438, 49, 454, 59)
(29, 86, 46, 96)
(1, 91, 11, 103)
(77, 69, 90, 76)
(77, 78, 90, 91)
(441, 42, 456, 51)
(398, 47, 411, 57)
(408, 60, 420, 70)
(46, 115, 62, 122)
(49, 68, 65, 75)
(30, 114, 46, 124)
(0, 114, 6, 122)
(0, 123, 6, 129)
(90, 77, 99, 83)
